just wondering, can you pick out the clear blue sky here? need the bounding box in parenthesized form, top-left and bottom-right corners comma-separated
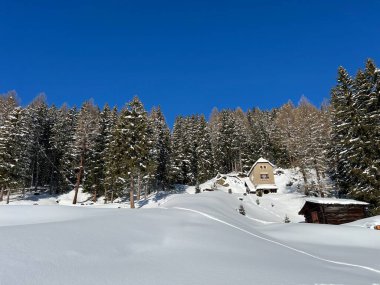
(1, 0, 379, 126)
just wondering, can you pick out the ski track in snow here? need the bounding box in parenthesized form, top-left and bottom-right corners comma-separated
(173, 206, 380, 275)
(245, 216, 274, 224)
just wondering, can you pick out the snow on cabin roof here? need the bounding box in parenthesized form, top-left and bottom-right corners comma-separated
(304, 197, 369, 206)
(247, 157, 275, 176)
(255, 184, 278, 190)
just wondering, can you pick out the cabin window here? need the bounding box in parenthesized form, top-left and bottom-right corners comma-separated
(260, 174, 269, 180)
(311, 211, 319, 223)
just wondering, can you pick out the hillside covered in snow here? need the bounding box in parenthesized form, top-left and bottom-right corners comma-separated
(1, 169, 380, 284)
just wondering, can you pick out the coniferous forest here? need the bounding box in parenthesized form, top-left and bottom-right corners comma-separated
(0, 60, 379, 214)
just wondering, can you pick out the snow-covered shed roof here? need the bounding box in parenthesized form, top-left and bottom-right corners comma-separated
(304, 197, 369, 206)
(247, 158, 275, 176)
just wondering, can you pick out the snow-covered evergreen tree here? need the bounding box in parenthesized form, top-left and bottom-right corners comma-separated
(148, 107, 170, 190)
(72, 101, 100, 204)
(0, 107, 31, 203)
(49, 105, 77, 194)
(104, 106, 118, 203)
(108, 96, 149, 208)
(169, 116, 186, 184)
(195, 115, 215, 182)
(330, 60, 380, 213)
(83, 106, 104, 202)
(25, 95, 53, 190)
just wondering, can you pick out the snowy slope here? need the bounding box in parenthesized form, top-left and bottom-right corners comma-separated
(1, 191, 380, 285)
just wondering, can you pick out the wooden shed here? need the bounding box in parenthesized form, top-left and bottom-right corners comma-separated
(298, 198, 369, 225)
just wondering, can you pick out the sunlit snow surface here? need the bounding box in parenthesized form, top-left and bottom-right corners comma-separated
(1, 169, 380, 284)
(1, 191, 380, 285)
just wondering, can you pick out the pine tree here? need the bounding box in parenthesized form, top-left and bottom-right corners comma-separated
(25, 95, 53, 191)
(49, 105, 77, 194)
(0, 91, 18, 125)
(148, 107, 170, 190)
(104, 106, 118, 203)
(211, 110, 239, 173)
(72, 101, 100, 204)
(330, 67, 355, 195)
(169, 116, 186, 184)
(330, 60, 380, 213)
(83, 106, 104, 202)
(195, 115, 215, 182)
(0, 107, 31, 203)
(0, 91, 19, 201)
(108, 96, 149, 208)
(348, 60, 380, 211)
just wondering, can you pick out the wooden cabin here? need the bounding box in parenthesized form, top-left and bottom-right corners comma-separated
(298, 198, 369, 225)
(247, 158, 278, 194)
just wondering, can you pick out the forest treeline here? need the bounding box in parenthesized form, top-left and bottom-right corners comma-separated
(0, 60, 379, 213)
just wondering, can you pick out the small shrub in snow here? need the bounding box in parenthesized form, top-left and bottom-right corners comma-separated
(239, 204, 246, 216)
(256, 198, 260, 205)
(284, 215, 291, 223)
(228, 189, 232, 194)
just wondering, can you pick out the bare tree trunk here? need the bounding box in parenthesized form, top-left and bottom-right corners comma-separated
(73, 154, 84, 205)
(314, 161, 324, 197)
(239, 152, 243, 172)
(49, 164, 54, 195)
(144, 184, 147, 200)
(137, 174, 141, 201)
(110, 190, 114, 203)
(92, 189, 97, 202)
(104, 187, 108, 204)
(130, 174, 135, 209)
(0, 187, 3, 202)
(300, 166, 307, 184)
(6, 188, 11, 204)
(34, 151, 39, 191)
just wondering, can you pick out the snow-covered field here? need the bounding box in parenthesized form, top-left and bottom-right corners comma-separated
(1, 170, 380, 284)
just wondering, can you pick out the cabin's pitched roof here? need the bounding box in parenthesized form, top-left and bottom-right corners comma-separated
(247, 157, 275, 176)
(304, 198, 369, 206)
(299, 198, 369, 215)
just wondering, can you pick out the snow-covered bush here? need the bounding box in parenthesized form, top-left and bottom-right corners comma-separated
(239, 204, 245, 216)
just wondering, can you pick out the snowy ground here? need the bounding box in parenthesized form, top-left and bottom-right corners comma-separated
(1, 169, 380, 284)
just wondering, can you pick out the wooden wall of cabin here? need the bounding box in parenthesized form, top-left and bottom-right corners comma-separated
(322, 205, 367, 225)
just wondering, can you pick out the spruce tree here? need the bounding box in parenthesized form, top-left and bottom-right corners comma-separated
(72, 101, 100, 204)
(0, 107, 31, 203)
(104, 106, 118, 203)
(195, 115, 215, 182)
(148, 107, 170, 190)
(169, 116, 186, 184)
(108, 96, 149, 208)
